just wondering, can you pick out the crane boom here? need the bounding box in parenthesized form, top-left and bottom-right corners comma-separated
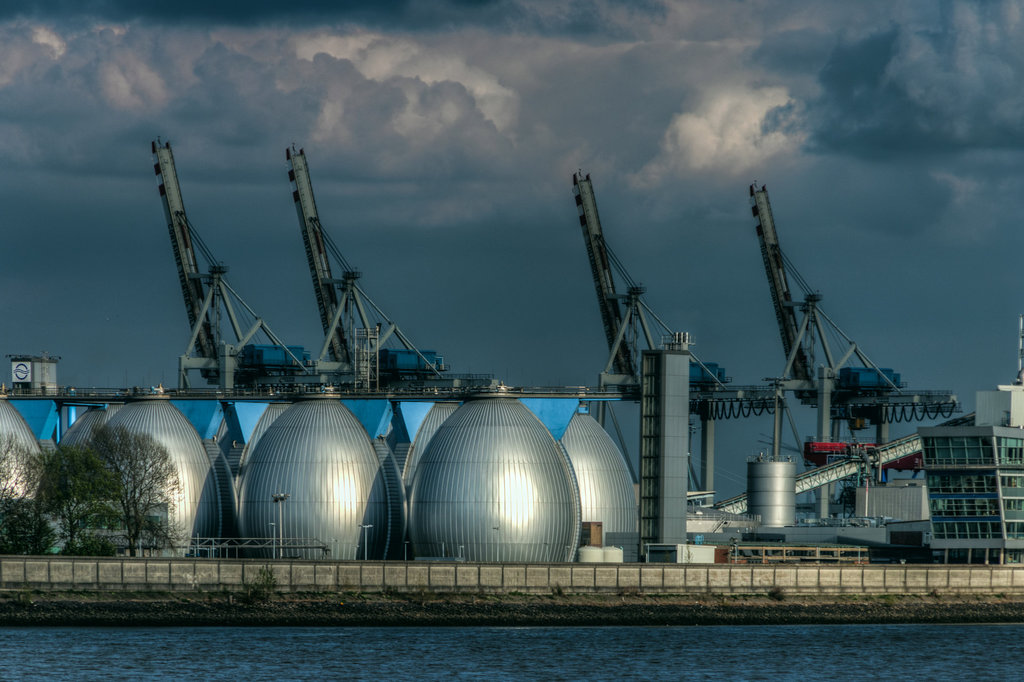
(573, 172, 634, 378)
(750, 184, 811, 382)
(152, 140, 216, 362)
(286, 147, 350, 365)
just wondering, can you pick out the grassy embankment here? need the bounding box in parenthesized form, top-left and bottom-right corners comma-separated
(2, 589, 1024, 626)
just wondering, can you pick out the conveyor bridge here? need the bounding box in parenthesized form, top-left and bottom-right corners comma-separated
(713, 431, 924, 515)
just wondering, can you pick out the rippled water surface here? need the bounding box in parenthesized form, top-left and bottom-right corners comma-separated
(2, 623, 1022, 680)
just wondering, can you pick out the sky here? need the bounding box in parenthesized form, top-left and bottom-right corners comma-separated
(2, 0, 1023, 496)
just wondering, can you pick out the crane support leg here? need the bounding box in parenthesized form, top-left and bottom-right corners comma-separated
(700, 414, 715, 492)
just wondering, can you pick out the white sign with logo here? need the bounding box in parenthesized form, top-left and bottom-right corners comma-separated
(12, 361, 31, 383)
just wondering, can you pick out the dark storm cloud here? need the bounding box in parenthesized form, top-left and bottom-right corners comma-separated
(809, 4, 1024, 157)
(2, 1, 438, 24)
(807, 29, 939, 156)
(4, 1, 1024, 498)
(1, 0, 665, 38)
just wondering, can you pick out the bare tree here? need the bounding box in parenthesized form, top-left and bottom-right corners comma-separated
(0, 434, 33, 508)
(0, 434, 54, 554)
(90, 425, 180, 556)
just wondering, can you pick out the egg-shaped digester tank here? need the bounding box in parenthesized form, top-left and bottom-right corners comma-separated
(103, 397, 221, 548)
(0, 398, 42, 496)
(560, 411, 637, 536)
(60, 404, 122, 447)
(401, 401, 459, 490)
(408, 397, 580, 562)
(237, 397, 389, 560)
(236, 401, 290, 476)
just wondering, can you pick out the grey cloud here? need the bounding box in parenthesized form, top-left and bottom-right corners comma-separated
(2, 0, 663, 37)
(809, 6, 1024, 157)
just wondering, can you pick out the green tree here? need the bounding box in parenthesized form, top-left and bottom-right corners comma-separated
(35, 444, 117, 554)
(0, 497, 55, 555)
(90, 425, 180, 556)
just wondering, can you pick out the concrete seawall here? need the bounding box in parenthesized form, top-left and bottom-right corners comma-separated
(4, 557, 1024, 595)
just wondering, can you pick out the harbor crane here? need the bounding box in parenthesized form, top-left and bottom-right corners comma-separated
(286, 147, 445, 388)
(748, 183, 957, 513)
(572, 171, 674, 390)
(572, 171, 777, 493)
(750, 182, 957, 445)
(153, 140, 307, 391)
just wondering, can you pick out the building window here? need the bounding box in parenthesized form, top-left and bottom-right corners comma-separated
(928, 473, 997, 494)
(932, 521, 1001, 540)
(998, 437, 1024, 465)
(923, 436, 994, 466)
(931, 498, 1000, 516)
(1001, 475, 1024, 496)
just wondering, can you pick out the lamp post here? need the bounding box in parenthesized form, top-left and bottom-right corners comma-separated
(269, 522, 276, 559)
(272, 492, 290, 559)
(358, 524, 373, 561)
(404, 540, 409, 561)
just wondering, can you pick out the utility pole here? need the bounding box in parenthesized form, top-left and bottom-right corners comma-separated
(272, 493, 290, 559)
(359, 524, 373, 561)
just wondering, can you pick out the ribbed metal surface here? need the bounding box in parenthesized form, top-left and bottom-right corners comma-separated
(237, 397, 388, 560)
(372, 439, 406, 560)
(402, 401, 459, 490)
(747, 458, 796, 527)
(560, 412, 637, 534)
(408, 398, 580, 562)
(237, 402, 289, 476)
(0, 399, 41, 496)
(60, 405, 122, 447)
(105, 398, 220, 545)
(0, 399, 42, 456)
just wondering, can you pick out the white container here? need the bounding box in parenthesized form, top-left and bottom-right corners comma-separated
(601, 546, 624, 563)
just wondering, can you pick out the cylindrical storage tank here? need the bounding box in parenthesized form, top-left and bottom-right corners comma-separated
(60, 404, 122, 447)
(601, 546, 624, 563)
(560, 412, 637, 535)
(408, 398, 580, 563)
(237, 397, 389, 560)
(747, 456, 796, 527)
(0, 398, 41, 496)
(578, 545, 603, 562)
(104, 397, 220, 548)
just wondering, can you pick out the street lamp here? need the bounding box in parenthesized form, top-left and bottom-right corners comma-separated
(358, 524, 373, 561)
(272, 492, 290, 559)
(269, 522, 276, 559)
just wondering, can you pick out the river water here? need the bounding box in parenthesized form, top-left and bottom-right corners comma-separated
(1, 623, 1020, 680)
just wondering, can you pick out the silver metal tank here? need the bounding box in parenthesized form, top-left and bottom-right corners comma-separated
(236, 401, 290, 475)
(104, 397, 220, 548)
(560, 411, 637, 535)
(60, 404, 122, 447)
(0, 398, 41, 455)
(237, 397, 389, 560)
(0, 398, 41, 496)
(408, 397, 581, 562)
(746, 455, 796, 527)
(401, 401, 459, 490)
